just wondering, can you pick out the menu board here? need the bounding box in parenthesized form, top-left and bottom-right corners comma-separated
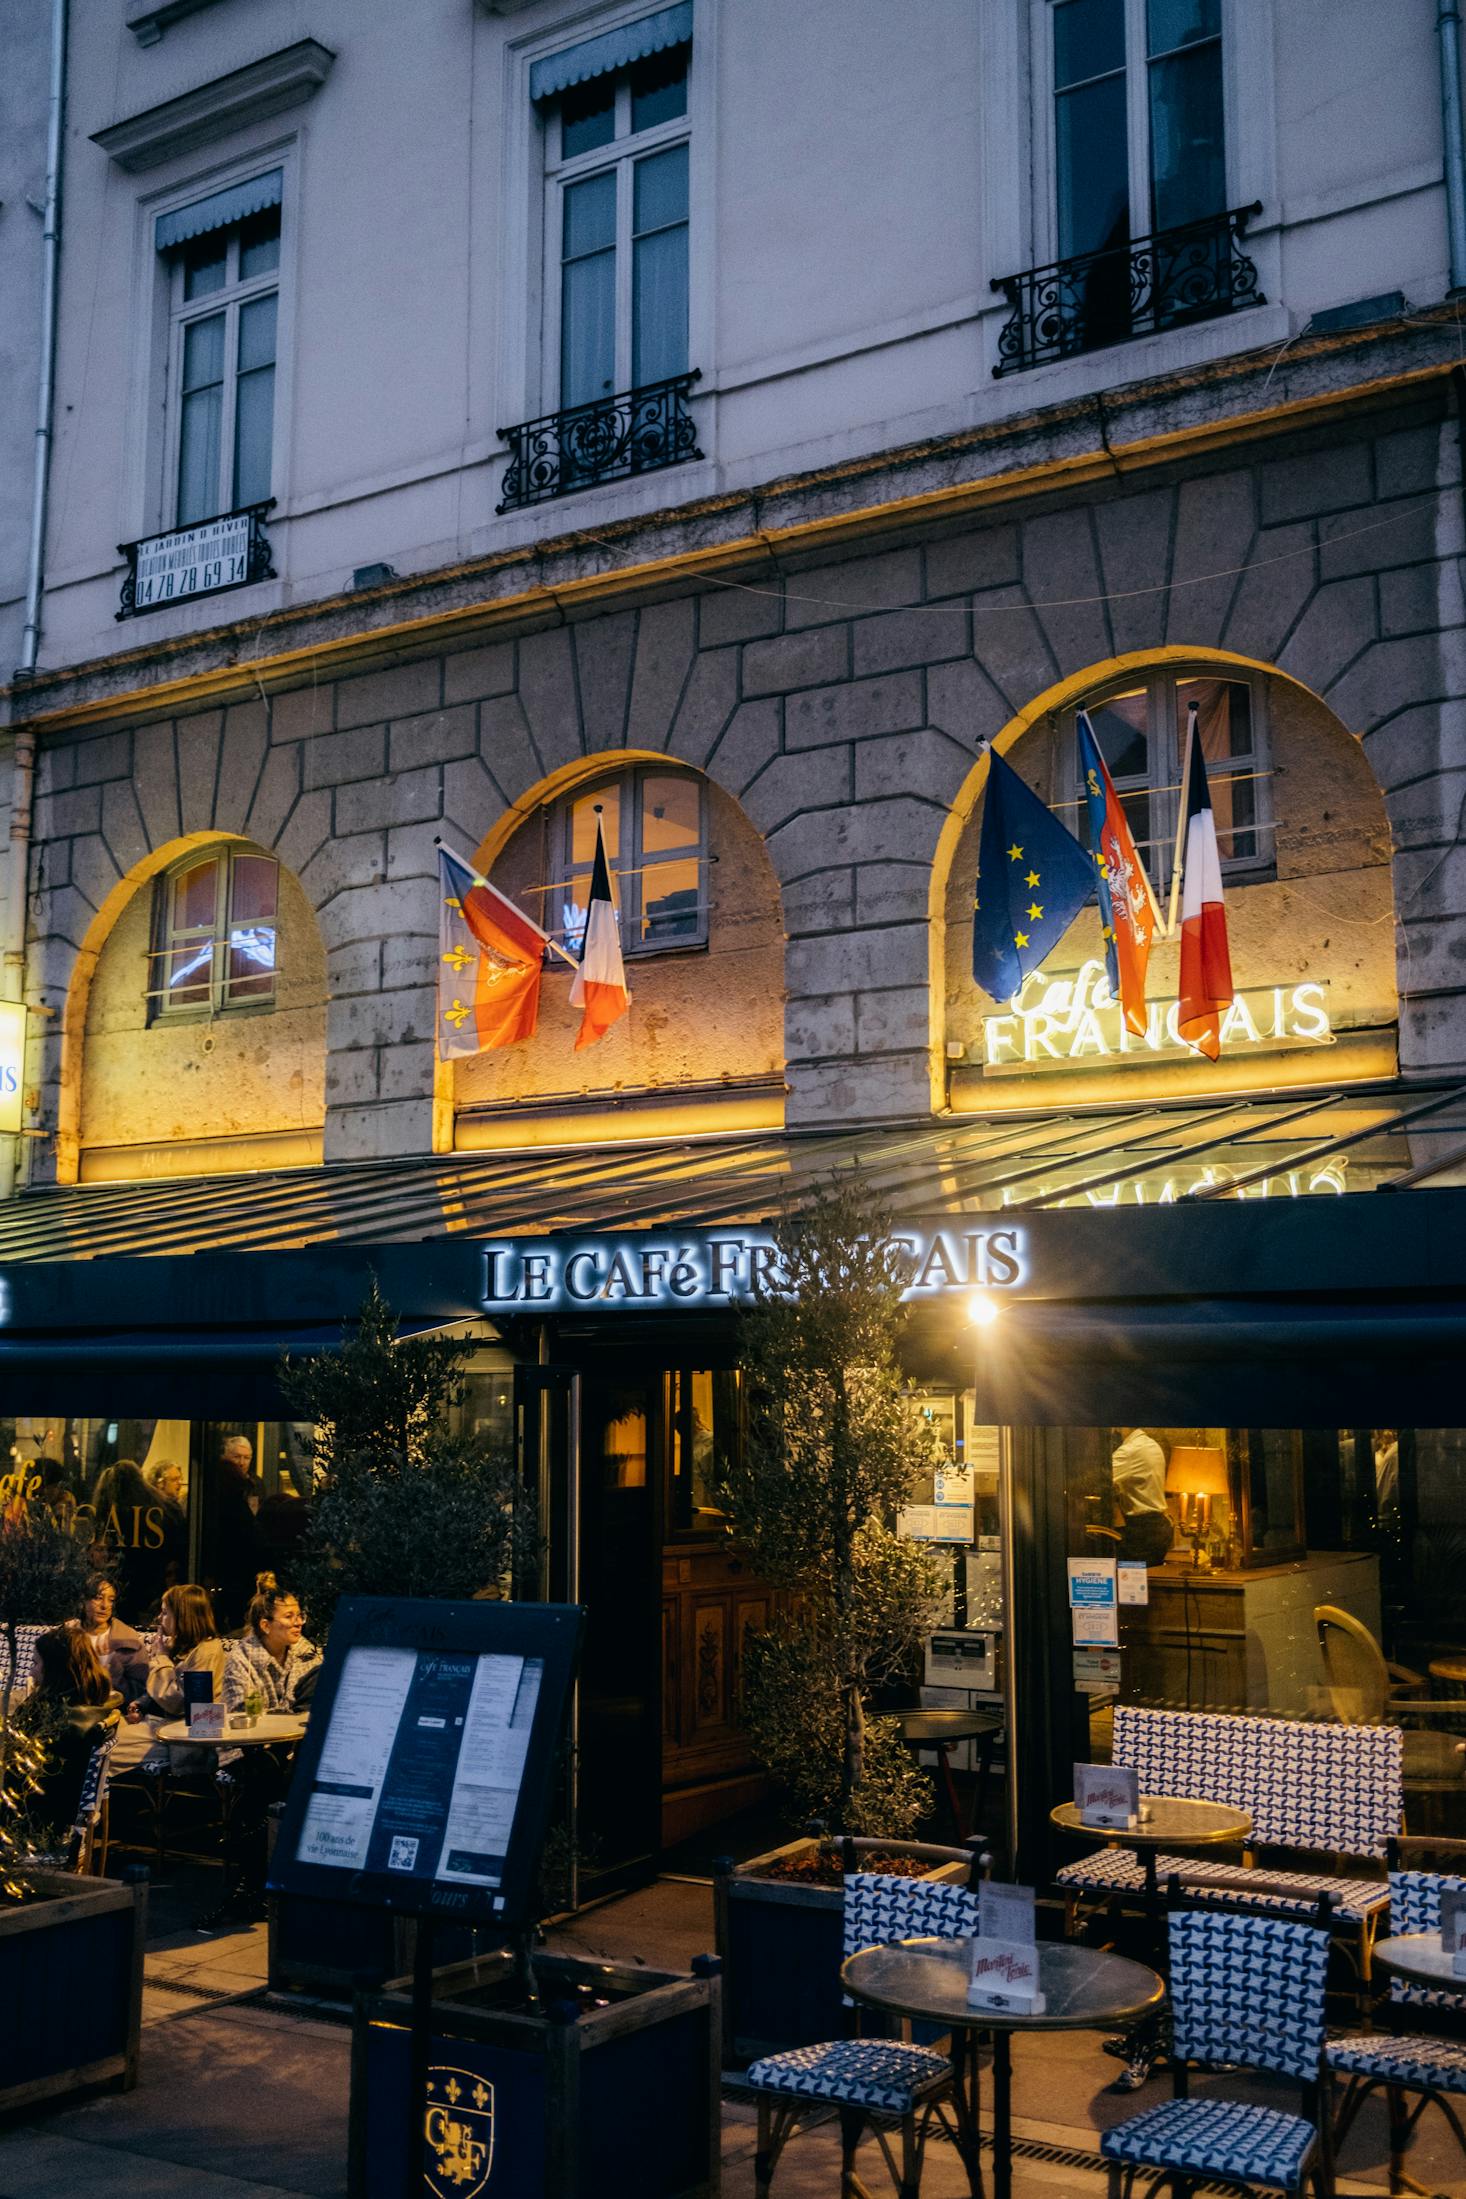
(270, 1597, 581, 1928)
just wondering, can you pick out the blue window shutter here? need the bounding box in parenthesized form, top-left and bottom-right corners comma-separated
(530, 4, 691, 103)
(154, 168, 283, 253)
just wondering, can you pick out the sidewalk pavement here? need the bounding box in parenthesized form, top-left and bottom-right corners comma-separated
(0, 1873, 1461, 2196)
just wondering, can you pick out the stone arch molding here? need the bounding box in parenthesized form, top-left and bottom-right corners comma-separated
(52, 827, 328, 1185)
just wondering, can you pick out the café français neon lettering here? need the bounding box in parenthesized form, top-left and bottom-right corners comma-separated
(982, 962, 1331, 1073)
(481, 1227, 1028, 1314)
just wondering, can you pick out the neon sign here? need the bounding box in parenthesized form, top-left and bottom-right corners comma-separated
(981, 961, 1331, 1074)
(480, 1226, 1028, 1314)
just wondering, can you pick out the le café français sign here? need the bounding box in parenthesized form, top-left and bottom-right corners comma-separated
(982, 961, 1332, 1074)
(481, 1224, 1028, 1315)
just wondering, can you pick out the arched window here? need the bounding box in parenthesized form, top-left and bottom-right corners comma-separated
(549, 767, 706, 955)
(1067, 668, 1271, 893)
(149, 846, 279, 1020)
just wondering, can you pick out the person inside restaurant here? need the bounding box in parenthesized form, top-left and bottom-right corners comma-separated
(76, 1573, 148, 1699)
(112, 1582, 229, 1775)
(18, 1626, 121, 1851)
(202, 1577, 320, 1929)
(1108, 1428, 1175, 1567)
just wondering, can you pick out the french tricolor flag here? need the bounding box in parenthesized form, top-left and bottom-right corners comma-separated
(1174, 703, 1235, 1060)
(569, 811, 631, 1048)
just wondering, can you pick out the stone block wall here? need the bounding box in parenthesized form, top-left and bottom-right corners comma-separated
(21, 386, 1466, 1179)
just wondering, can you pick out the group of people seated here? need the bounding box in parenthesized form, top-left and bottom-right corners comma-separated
(16, 1568, 320, 1928)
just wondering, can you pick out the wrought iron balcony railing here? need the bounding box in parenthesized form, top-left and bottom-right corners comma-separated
(991, 203, 1264, 378)
(117, 500, 275, 619)
(497, 372, 702, 513)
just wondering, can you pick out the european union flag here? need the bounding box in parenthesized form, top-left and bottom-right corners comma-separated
(971, 747, 1097, 1002)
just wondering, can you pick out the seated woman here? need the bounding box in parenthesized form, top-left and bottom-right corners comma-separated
(77, 1574, 148, 1699)
(111, 1583, 228, 1775)
(18, 1627, 122, 1854)
(203, 1578, 321, 1929)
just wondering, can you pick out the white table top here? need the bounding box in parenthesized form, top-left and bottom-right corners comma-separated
(1376, 1932, 1466, 1990)
(156, 1713, 305, 1747)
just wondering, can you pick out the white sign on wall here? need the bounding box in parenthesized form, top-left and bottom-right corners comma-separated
(0, 1003, 23, 1135)
(981, 961, 1332, 1075)
(131, 514, 253, 612)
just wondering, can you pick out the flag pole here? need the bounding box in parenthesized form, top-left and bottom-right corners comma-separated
(434, 834, 580, 968)
(1166, 702, 1199, 939)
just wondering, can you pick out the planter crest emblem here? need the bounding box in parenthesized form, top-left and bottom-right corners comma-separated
(424, 2066, 494, 2196)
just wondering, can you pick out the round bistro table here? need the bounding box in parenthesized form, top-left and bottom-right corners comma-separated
(157, 1713, 306, 1747)
(1375, 1932, 1466, 1992)
(1050, 1795, 1252, 1910)
(842, 1934, 1163, 2199)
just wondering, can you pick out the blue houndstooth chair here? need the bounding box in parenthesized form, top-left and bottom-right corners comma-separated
(745, 1871, 982, 2199)
(1102, 1907, 1335, 2198)
(1327, 1863, 1466, 2194)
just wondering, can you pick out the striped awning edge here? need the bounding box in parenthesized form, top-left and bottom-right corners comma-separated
(530, 3, 691, 102)
(155, 168, 282, 253)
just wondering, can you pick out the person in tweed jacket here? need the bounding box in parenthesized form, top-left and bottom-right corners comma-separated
(222, 1577, 321, 1714)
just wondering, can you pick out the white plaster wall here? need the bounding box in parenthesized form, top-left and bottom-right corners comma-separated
(0, 10, 50, 674)
(23, 0, 1462, 672)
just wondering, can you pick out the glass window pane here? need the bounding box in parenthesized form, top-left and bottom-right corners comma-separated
(634, 142, 688, 234)
(1149, 39, 1225, 228)
(640, 773, 699, 853)
(233, 368, 275, 509)
(1054, 0, 1125, 89)
(571, 783, 620, 864)
(1181, 677, 1252, 761)
(238, 208, 281, 280)
(165, 941, 214, 1002)
(561, 82, 616, 160)
(1056, 75, 1130, 260)
(182, 237, 227, 301)
(229, 854, 278, 925)
(1147, 0, 1221, 54)
(1089, 693, 1150, 781)
(563, 169, 617, 259)
(177, 386, 222, 524)
(632, 222, 688, 386)
(560, 877, 590, 956)
(641, 854, 700, 942)
(561, 252, 616, 407)
(237, 291, 277, 374)
(226, 920, 277, 999)
(630, 48, 688, 132)
(172, 858, 219, 932)
(181, 313, 226, 393)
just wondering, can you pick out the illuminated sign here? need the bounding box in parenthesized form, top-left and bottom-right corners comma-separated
(981, 961, 1331, 1074)
(480, 1226, 1028, 1314)
(0, 1002, 22, 1134)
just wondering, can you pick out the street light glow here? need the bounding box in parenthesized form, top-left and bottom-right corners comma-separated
(968, 1290, 1002, 1328)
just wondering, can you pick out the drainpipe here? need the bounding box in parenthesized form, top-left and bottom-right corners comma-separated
(0, 727, 36, 1203)
(19, 0, 67, 675)
(1440, 0, 1466, 294)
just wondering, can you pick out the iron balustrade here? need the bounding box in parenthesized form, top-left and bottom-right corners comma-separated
(117, 501, 275, 619)
(497, 372, 702, 512)
(991, 204, 1264, 377)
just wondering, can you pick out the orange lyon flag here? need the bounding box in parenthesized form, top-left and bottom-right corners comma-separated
(1175, 706, 1235, 1061)
(1077, 710, 1158, 1036)
(437, 843, 548, 1056)
(569, 815, 630, 1048)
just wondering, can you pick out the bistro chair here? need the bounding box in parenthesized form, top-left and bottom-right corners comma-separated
(744, 1870, 982, 2199)
(1101, 1898, 1336, 2199)
(1314, 1606, 1466, 1798)
(1327, 1842, 1466, 2194)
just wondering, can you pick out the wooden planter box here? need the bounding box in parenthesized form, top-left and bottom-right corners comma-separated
(715, 1835, 978, 2065)
(0, 1872, 146, 2111)
(350, 1948, 721, 2198)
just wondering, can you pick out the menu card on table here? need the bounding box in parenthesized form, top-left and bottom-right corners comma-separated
(1075, 1761, 1139, 1830)
(189, 1702, 227, 1737)
(1440, 1887, 1466, 1976)
(968, 1880, 1045, 2014)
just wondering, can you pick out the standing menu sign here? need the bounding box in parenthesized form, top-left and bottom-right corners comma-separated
(269, 1596, 582, 1929)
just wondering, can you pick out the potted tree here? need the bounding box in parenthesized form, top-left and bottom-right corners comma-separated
(0, 1492, 147, 2110)
(266, 1290, 535, 1995)
(709, 1179, 980, 2062)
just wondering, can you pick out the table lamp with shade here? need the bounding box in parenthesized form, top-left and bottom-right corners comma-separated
(1165, 1445, 1229, 1568)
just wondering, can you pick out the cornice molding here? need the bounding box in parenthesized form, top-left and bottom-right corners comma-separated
(92, 38, 336, 172)
(125, 0, 229, 47)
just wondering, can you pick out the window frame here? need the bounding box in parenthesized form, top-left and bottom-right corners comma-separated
(541, 52, 692, 412)
(1066, 666, 1274, 895)
(164, 207, 281, 530)
(1032, 0, 1235, 264)
(149, 846, 281, 1024)
(549, 765, 709, 959)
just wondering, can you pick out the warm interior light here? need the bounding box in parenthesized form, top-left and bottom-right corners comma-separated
(968, 1291, 1001, 1328)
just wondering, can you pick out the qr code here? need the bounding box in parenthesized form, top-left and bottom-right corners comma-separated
(387, 1836, 419, 1872)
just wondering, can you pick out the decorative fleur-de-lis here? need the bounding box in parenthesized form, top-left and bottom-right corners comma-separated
(444, 2076, 462, 2104)
(445, 896, 463, 912)
(443, 999, 471, 1029)
(441, 944, 473, 973)
(472, 2082, 489, 2109)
